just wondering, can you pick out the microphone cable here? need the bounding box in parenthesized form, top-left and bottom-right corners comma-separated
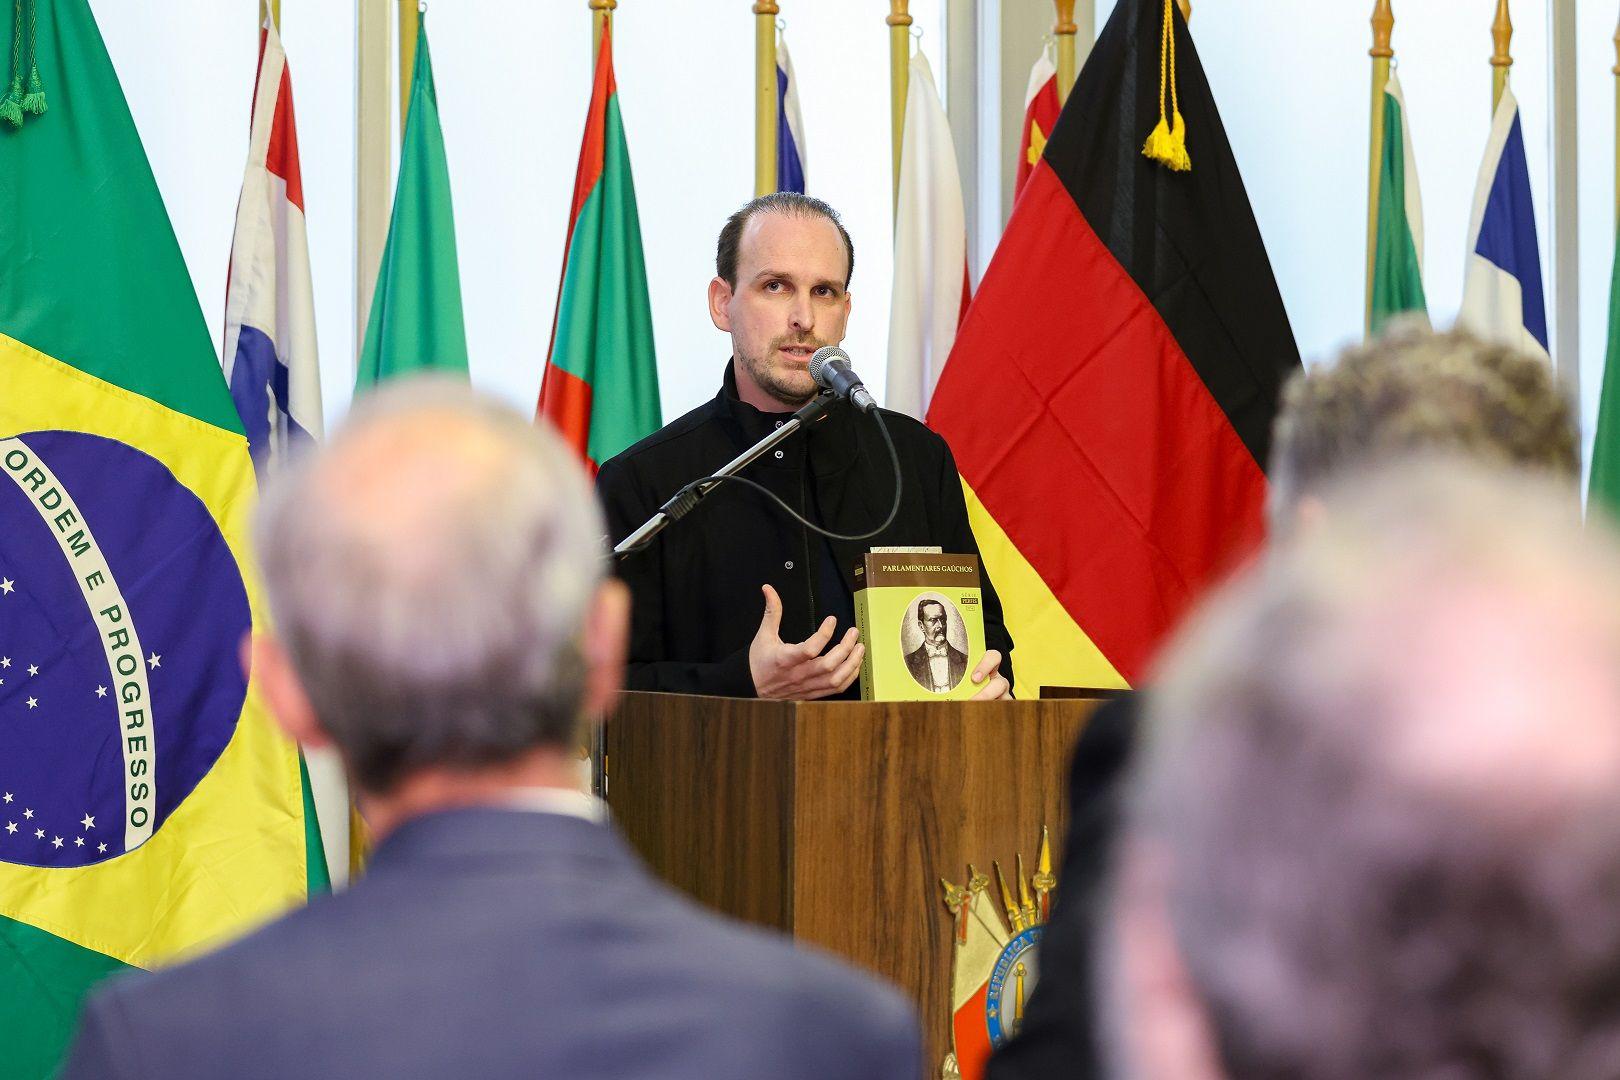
(616, 406, 903, 556)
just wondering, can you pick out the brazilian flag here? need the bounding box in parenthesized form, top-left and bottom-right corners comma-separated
(0, 3, 309, 1075)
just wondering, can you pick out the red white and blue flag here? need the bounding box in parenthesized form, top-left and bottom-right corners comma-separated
(222, 17, 323, 474)
(1457, 81, 1548, 362)
(776, 32, 807, 194)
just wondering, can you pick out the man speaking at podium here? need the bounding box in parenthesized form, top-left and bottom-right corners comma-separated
(597, 193, 1013, 701)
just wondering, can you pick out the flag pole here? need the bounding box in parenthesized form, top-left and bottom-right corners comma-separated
(591, 0, 616, 61)
(1365, 0, 1393, 335)
(1613, 9, 1619, 226)
(1491, 0, 1512, 112)
(1178, 0, 1191, 21)
(754, 1, 780, 197)
(1053, 1, 1077, 106)
(889, 0, 911, 211)
(399, 0, 419, 146)
(357, 0, 391, 364)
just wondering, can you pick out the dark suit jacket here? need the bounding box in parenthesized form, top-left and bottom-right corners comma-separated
(985, 693, 1139, 1080)
(597, 367, 1013, 698)
(903, 642, 968, 692)
(59, 808, 922, 1080)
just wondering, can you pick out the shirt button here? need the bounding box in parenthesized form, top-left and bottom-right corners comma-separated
(774, 420, 784, 428)
(784, 560, 794, 570)
(774, 449, 784, 459)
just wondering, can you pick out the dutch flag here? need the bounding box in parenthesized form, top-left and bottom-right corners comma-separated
(1457, 81, 1548, 361)
(222, 17, 323, 474)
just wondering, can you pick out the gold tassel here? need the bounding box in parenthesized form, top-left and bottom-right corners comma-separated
(1141, 0, 1191, 172)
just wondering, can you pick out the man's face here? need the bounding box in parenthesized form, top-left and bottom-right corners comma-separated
(919, 602, 947, 645)
(708, 212, 852, 409)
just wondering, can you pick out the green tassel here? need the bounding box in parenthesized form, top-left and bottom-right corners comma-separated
(19, 62, 41, 114)
(0, 75, 23, 128)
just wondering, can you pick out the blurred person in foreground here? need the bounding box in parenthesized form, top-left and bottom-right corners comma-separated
(58, 381, 921, 1080)
(988, 326, 1580, 1080)
(1108, 459, 1620, 1078)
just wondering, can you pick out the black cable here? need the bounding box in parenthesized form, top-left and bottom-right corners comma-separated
(618, 407, 904, 556)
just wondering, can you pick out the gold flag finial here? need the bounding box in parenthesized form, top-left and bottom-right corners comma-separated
(1016, 854, 1038, 928)
(1370, 0, 1393, 59)
(1032, 826, 1057, 922)
(1141, 0, 1190, 171)
(1490, 0, 1512, 110)
(994, 860, 1026, 932)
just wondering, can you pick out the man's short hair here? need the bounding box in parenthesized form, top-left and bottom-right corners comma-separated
(255, 380, 605, 793)
(715, 192, 855, 289)
(1269, 325, 1577, 522)
(917, 599, 945, 624)
(1135, 460, 1620, 1078)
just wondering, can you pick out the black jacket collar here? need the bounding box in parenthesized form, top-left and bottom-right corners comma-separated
(716, 361, 861, 474)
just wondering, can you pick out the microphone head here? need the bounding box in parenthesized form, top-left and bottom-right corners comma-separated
(808, 346, 851, 391)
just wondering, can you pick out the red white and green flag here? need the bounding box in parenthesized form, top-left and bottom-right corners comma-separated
(537, 24, 660, 472)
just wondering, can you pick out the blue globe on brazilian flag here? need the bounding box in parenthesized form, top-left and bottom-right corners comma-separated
(0, 3, 312, 1075)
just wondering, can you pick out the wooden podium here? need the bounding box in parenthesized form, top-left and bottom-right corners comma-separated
(603, 691, 1100, 1067)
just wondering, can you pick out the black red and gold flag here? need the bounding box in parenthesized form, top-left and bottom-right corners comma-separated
(929, 0, 1300, 690)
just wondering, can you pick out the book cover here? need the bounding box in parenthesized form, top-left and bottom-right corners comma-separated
(853, 553, 987, 701)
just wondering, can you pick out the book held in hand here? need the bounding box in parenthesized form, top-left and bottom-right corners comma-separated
(853, 552, 987, 701)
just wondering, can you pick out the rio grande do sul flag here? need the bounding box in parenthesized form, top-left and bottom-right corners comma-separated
(537, 23, 660, 472)
(0, 3, 307, 1075)
(1369, 70, 1427, 333)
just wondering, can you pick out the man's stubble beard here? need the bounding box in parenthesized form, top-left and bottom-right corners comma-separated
(738, 334, 826, 408)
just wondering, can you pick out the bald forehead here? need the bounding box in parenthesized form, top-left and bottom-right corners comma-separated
(736, 211, 850, 284)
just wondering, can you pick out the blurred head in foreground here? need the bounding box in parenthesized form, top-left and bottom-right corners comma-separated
(253, 380, 627, 831)
(1268, 324, 1577, 528)
(1109, 460, 1620, 1079)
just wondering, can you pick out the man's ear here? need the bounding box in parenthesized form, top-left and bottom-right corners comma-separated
(581, 579, 630, 720)
(247, 632, 332, 749)
(708, 276, 734, 333)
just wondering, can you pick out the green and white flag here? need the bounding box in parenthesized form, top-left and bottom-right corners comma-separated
(1588, 227, 1620, 516)
(355, 13, 467, 389)
(1370, 70, 1428, 334)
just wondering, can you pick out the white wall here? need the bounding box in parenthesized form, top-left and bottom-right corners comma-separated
(89, 0, 944, 434)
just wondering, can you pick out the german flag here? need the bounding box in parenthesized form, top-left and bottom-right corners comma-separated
(928, 0, 1299, 691)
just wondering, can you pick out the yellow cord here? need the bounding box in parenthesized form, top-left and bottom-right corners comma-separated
(1141, 0, 1190, 172)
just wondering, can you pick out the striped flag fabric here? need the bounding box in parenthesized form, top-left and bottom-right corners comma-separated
(929, 0, 1299, 692)
(1369, 69, 1428, 333)
(537, 24, 660, 472)
(221, 15, 348, 890)
(355, 12, 468, 388)
(0, 3, 309, 1074)
(1587, 228, 1620, 516)
(776, 31, 807, 194)
(1015, 47, 1060, 198)
(885, 51, 968, 420)
(1457, 81, 1547, 361)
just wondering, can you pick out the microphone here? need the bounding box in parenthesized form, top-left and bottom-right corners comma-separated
(808, 346, 878, 414)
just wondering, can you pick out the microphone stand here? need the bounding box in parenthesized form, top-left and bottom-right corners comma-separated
(613, 391, 835, 559)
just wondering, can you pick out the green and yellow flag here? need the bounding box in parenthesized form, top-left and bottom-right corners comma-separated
(355, 12, 467, 389)
(1370, 70, 1428, 333)
(0, 3, 308, 1075)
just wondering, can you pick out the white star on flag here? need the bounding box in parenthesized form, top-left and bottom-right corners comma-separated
(80, 814, 94, 830)
(97, 842, 107, 853)
(33, 829, 43, 839)
(27, 664, 38, 676)
(147, 653, 162, 669)
(4, 823, 14, 834)
(0, 656, 9, 667)
(23, 808, 33, 819)
(2, 792, 10, 803)
(95, 686, 107, 698)
(25, 697, 37, 709)
(51, 836, 63, 848)
(0, 578, 13, 594)
(74, 837, 84, 847)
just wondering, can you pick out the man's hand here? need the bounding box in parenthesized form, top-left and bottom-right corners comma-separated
(749, 584, 865, 700)
(968, 649, 1011, 700)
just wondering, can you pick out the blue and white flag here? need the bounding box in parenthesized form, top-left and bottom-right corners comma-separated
(222, 18, 324, 474)
(1457, 82, 1548, 361)
(776, 33, 807, 194)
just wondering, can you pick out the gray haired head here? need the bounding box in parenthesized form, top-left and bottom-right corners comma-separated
(1130, 459, 1620, 1078)
(254, 379, 605, 793)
